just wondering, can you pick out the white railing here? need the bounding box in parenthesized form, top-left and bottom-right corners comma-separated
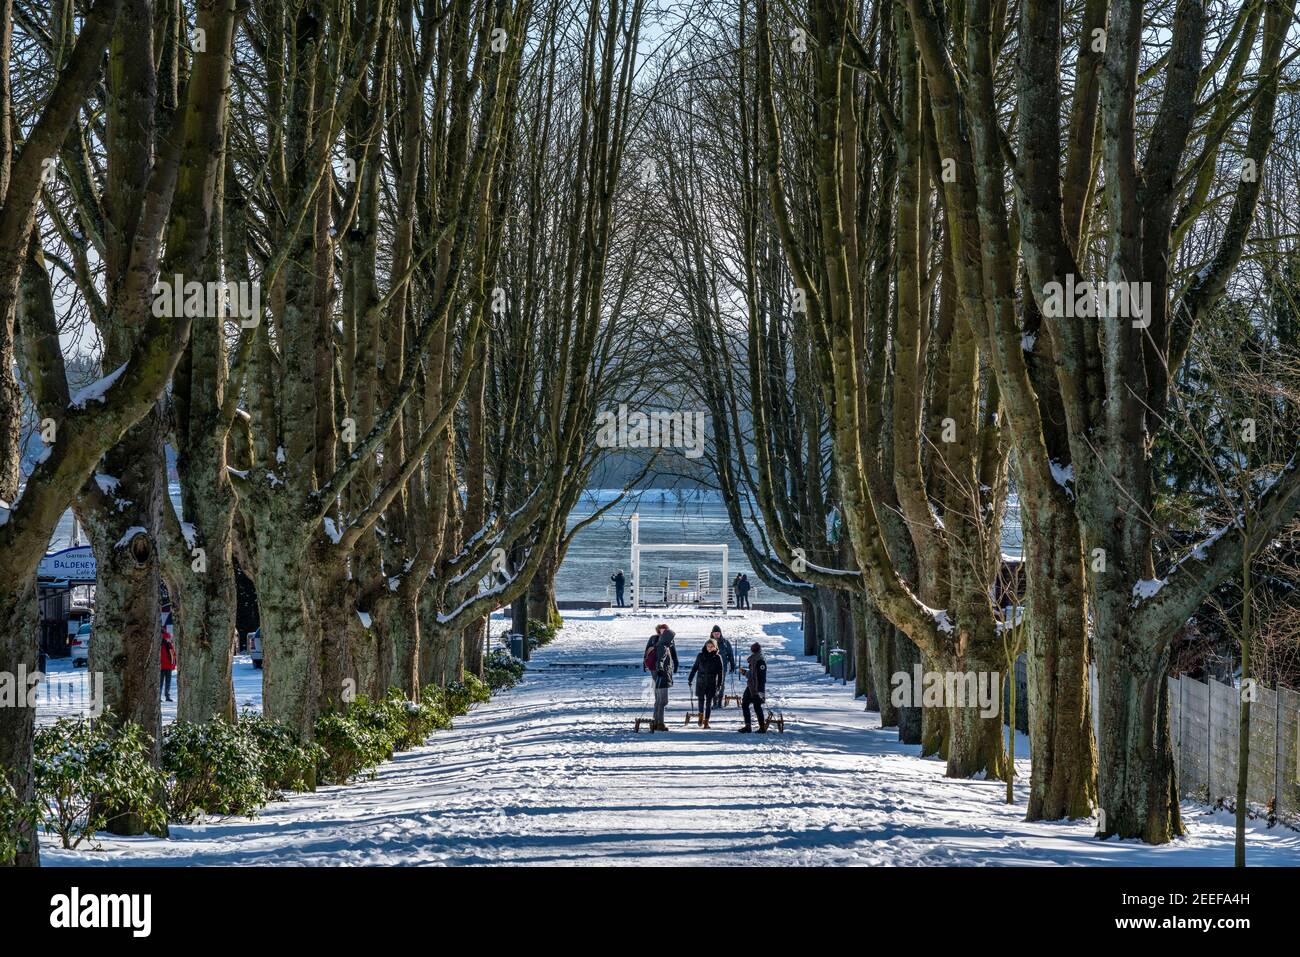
(605, 577, 755, 608)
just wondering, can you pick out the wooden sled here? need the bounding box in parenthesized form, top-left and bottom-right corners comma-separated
(763, 708, 787, 732)
(634, 717, 667, 732)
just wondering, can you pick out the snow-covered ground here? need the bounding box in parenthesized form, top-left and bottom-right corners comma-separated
(40, 609, 1300, 865)
(34, 653, 263, 726)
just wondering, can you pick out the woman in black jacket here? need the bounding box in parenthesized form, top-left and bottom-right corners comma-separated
(687, 637, 725, 728)
(708, 625, 735, 707)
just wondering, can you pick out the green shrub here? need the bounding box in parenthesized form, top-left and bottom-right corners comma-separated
(240, 713, 324, 794)
(385, 689, 451, 749)
(315, 685, 461, 784)
(313, 711, 379, 784)
(463, 673, 491, 704)
(443, 682, 469, 716)
(162, 718, 269, 822)
(484, 648, 525, 691)
(313, 696, 397, 784)
(33, 713, 167, 849)
(348, 692, 405, 756)
(0, 767, 38, 865)
(526, 617, 558, 650)
(444, 673, 491, 716)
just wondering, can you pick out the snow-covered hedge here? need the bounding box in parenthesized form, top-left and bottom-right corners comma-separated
(241, 713, 325, 794)
(484, 648, 525, 691)
(33, 713, 168, 849)
(163, 718, 269, 822)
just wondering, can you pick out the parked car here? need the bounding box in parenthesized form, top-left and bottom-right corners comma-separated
(71, 621, 91, 668)
(248, 628, 263, 669)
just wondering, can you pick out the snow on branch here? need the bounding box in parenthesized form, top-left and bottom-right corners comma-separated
(68, 363, 128, 409)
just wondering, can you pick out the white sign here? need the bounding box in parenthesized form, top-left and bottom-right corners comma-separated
(39, 546, 96, 582)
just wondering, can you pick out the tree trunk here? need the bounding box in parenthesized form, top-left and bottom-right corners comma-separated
(801, 597, 818, 656)
(1235, 556, 1253, 866)
(171, 563, 236, 725)
(894, 628, 922, 744)
(463, 617, 487, 677)
(1024, 506, 1096, 819)
(816, 586, 840, 667)
(0, 579, 39, 866)
(313, 556, 359, 710)
(254, 542, 319, 742)
(163, 462, 239, 726)
(920, 652, 948, 758)
(861, 601, 896, 723)
(850, 592, 879, 710)
(417, 585, 441, 687)
(386, 587, 420, 698)
(939, 646, 1009, 780)
(423, 628, 453, 688)
(352, 622, 380, 701)
(446, 630, 464, 684)
(526, 551, 559, 629)
(1094, 623, 1183, 843)
(82, 415, 167, 836)
(837, 589, 855, 681)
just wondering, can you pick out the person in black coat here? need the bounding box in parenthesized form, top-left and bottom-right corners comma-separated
(738, 641, 768, 732)
(645, 624, 679, 730)
(707, 625, 734, 707)
(611, 569, 626, 607)
(736, 574, 752, 609)
(687, 638, 725, 727)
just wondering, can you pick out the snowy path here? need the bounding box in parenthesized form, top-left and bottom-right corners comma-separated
(42, 610, 1300, 866)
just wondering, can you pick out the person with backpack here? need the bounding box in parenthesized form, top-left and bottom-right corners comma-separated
(643, 624, 679, 730)
(738, 641, 767, 732)
(687, 636, 725, 728)
(707, 625, 735, 708)
(160, 625, 177, 703)
(611, 569, 626, 607)
(643, 624, 679, 672)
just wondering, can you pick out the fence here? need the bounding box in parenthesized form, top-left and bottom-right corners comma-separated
(1166, 673, 1300, 821)
(1084, 665, 1300, 822)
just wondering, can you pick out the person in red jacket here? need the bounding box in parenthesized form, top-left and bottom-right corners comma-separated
(160, 624, 177, 702)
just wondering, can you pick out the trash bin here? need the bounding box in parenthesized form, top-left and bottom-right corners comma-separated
(508, 633, 526, 660)
(828, 648, 846, 682)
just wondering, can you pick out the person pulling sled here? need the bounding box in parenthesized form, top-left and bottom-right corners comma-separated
(738, 641, 768, 732)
